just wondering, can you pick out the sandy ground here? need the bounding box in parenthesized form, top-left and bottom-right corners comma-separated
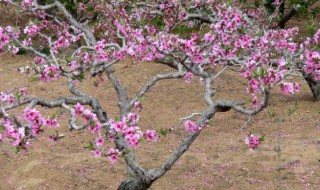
(0, 3, 320, 190)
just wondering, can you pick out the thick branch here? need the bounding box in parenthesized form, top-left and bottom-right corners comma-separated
(215, 89, 270, 116)
(277, 7, 297, 29)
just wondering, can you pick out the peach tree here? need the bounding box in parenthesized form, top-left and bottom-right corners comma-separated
(0, 0, 319, 189)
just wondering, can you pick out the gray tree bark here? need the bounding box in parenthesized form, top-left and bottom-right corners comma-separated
(304, 74, 320, 101)
(117, 179, 152, 190)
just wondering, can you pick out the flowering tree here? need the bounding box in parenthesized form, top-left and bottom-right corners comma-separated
(241, 0, 320, 100)
(241, 0, 320, 28)
(0, 0, 320, 189)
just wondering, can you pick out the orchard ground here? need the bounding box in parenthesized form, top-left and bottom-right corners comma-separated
(0, 5, 320, 190)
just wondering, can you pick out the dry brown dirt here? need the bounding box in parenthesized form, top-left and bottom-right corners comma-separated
(0, 4, 320, 190)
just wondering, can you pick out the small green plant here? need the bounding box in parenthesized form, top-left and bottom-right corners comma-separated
(306, 22, 318, 37)
(16, 47, 27, 55)
(156, 128, 171, 137)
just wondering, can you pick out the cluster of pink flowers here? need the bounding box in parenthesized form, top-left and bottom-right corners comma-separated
(44, 117, 60, 128)
(184, 120, 199, 133)
(21, 0, 34, 8)
(94, 40, 112, 62)
(2, 119, 29, 148)
(0, 92, 16, 104)
(54, 36, 70, 49)
(279, 82, 300, 95)
(134, 101, 142, 111)
(109, 113, 145, 147)
(21, 38, 33, 46)
(23, 23, 40, 36)
(82, 108, 159, 162)
(91, 149, 102, 157)
(0, 103, 61, 150)
(245, 133, 263, 149)
(304, 50, 320, 80)
(0, 88, 27, 105)
(107, 148, 120, 163)
(23, 108, 45, 136)
(84, 108, 160, 161)
(0, 27, 10, 52)
(144, 130, 159, 142)
(34, 57, 46, 64)
(183, 71, 193, 83)
(73, 103, 100, 133)
(24, 107, 60, 133)
(35, 65, 60, 82)
(51, 30, 80, 54)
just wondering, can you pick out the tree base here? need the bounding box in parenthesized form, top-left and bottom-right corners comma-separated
(117, 179, 152, 190)
(304, 74, 320, 101)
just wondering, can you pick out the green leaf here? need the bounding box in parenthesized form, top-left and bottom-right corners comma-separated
(208, 118, 214, 125)
(14, 92, 22, 101)
(156, 128, 171, 137)
(50, 113, 56, 120)
(267, 109, 276, 118)
(40, 46, 50, 55)
(89, 120, 95, 127)
(119, 151, 126, 158)
(253, 71, 259, 78)
(0, 124, 5, 131)
(72, 71, 85, 82)
(16, 48, 27, 55)
(65, 57, 73, 64)
(259, 135, 265, 142)
(30, 75, 39, 82)
(84, 141, 95, 150)
(137, 97, 144, 103)
(16, 146, 22, 153)
(57, 135, 65, 139)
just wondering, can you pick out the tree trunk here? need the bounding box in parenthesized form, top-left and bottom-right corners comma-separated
(117, 178, 152, 190)
(304, 74, 320, 101)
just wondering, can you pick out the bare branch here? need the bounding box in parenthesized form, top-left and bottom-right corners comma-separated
(128, 69, 185, 109)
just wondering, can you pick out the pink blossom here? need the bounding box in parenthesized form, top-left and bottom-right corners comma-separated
(96, 137, 104, 147)
(23, 24, 39, 36)
(185, 120, 198, 133)
(34, 57, 45, 64)
(144, 130, 159, 142)
(294, 83, 300, 92)
(88, 122, 101, 133)
(125, 134, 141, 147)
(279, 82, 298, 95)
(134, 101, 142, 111)
(111, 121, 126, 132)
(159, 4, 165, 10)
(183, 71, 193, 83)
(127, 113, 139, 125)
(37, 65, 60, 82)
(252, 96, 259, 108)
(19, 87, 27, 96)
(107, 148, 120, 163)
(12, 46, 19, 54)
(74, 103, 84, 116)
(45, 117, 60, 128)
(245, 134, 262, 149)
(91, 149, 102, 157)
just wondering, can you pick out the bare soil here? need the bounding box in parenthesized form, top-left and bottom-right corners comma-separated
(0, 4, 320, 190)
